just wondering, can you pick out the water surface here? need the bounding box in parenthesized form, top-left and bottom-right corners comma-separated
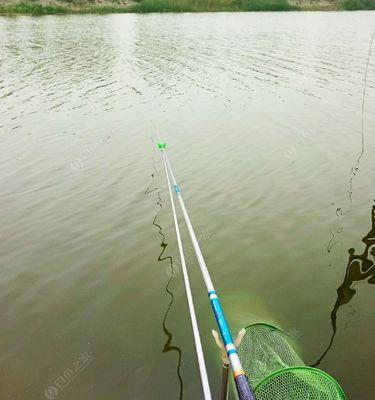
(1, 11, 375, 400)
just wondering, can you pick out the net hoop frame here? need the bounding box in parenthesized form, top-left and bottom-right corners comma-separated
(253, 365, 347, 399)
(240, 322, 289, 335)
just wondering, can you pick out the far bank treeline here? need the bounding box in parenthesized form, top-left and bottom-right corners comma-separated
(0, 0, 374, 16)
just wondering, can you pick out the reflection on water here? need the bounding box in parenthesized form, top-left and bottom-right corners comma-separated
(145, 140, 183, 399)
(319, 34, 375, 367)
(318, 32, 375, 368)
(316, 203, 375, 367)
(335, 205, 375, 319)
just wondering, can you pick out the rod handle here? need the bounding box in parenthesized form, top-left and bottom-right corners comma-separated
(234, 374, 256, 400)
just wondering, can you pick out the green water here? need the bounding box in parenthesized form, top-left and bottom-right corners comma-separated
(0, 11, 374, 400)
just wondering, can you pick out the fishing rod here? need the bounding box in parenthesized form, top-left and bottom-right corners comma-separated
(161, 149, 212, 400)
(157, 142, 256, 400)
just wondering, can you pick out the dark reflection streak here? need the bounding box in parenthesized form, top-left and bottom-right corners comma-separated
(313, 331, 336, 368)
(326, 232, 343, 254)
(145, 140, 184, 400)
(319, 36, 375, 364)
(315, 203, 375, 367)
(153, 211, 184, 400)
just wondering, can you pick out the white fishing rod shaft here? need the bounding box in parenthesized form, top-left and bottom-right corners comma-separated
(162, 153, 212, 400)
(161, 148, 256, 400)
(163, 152, 214, 292)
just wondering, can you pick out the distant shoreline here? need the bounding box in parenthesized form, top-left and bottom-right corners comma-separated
(0, 0, 374, 15)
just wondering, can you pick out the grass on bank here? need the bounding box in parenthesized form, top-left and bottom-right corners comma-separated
(0, 0, 297, 15)
(1, 0, 374, 15)
(0, 2, 68, 13)
(340, 0, 375, 9)
(0, 2, 132, 14)
(129, 0, 297, 12)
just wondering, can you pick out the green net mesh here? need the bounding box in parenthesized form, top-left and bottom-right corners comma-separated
(235, 323, 346, 400)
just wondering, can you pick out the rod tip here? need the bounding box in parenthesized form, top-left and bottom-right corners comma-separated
(157, 142, 167, 150)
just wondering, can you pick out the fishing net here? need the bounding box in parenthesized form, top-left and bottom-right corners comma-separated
(235, 323, 346, 400)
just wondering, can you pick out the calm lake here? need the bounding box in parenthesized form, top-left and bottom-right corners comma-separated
(1, 10, 375, 400)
